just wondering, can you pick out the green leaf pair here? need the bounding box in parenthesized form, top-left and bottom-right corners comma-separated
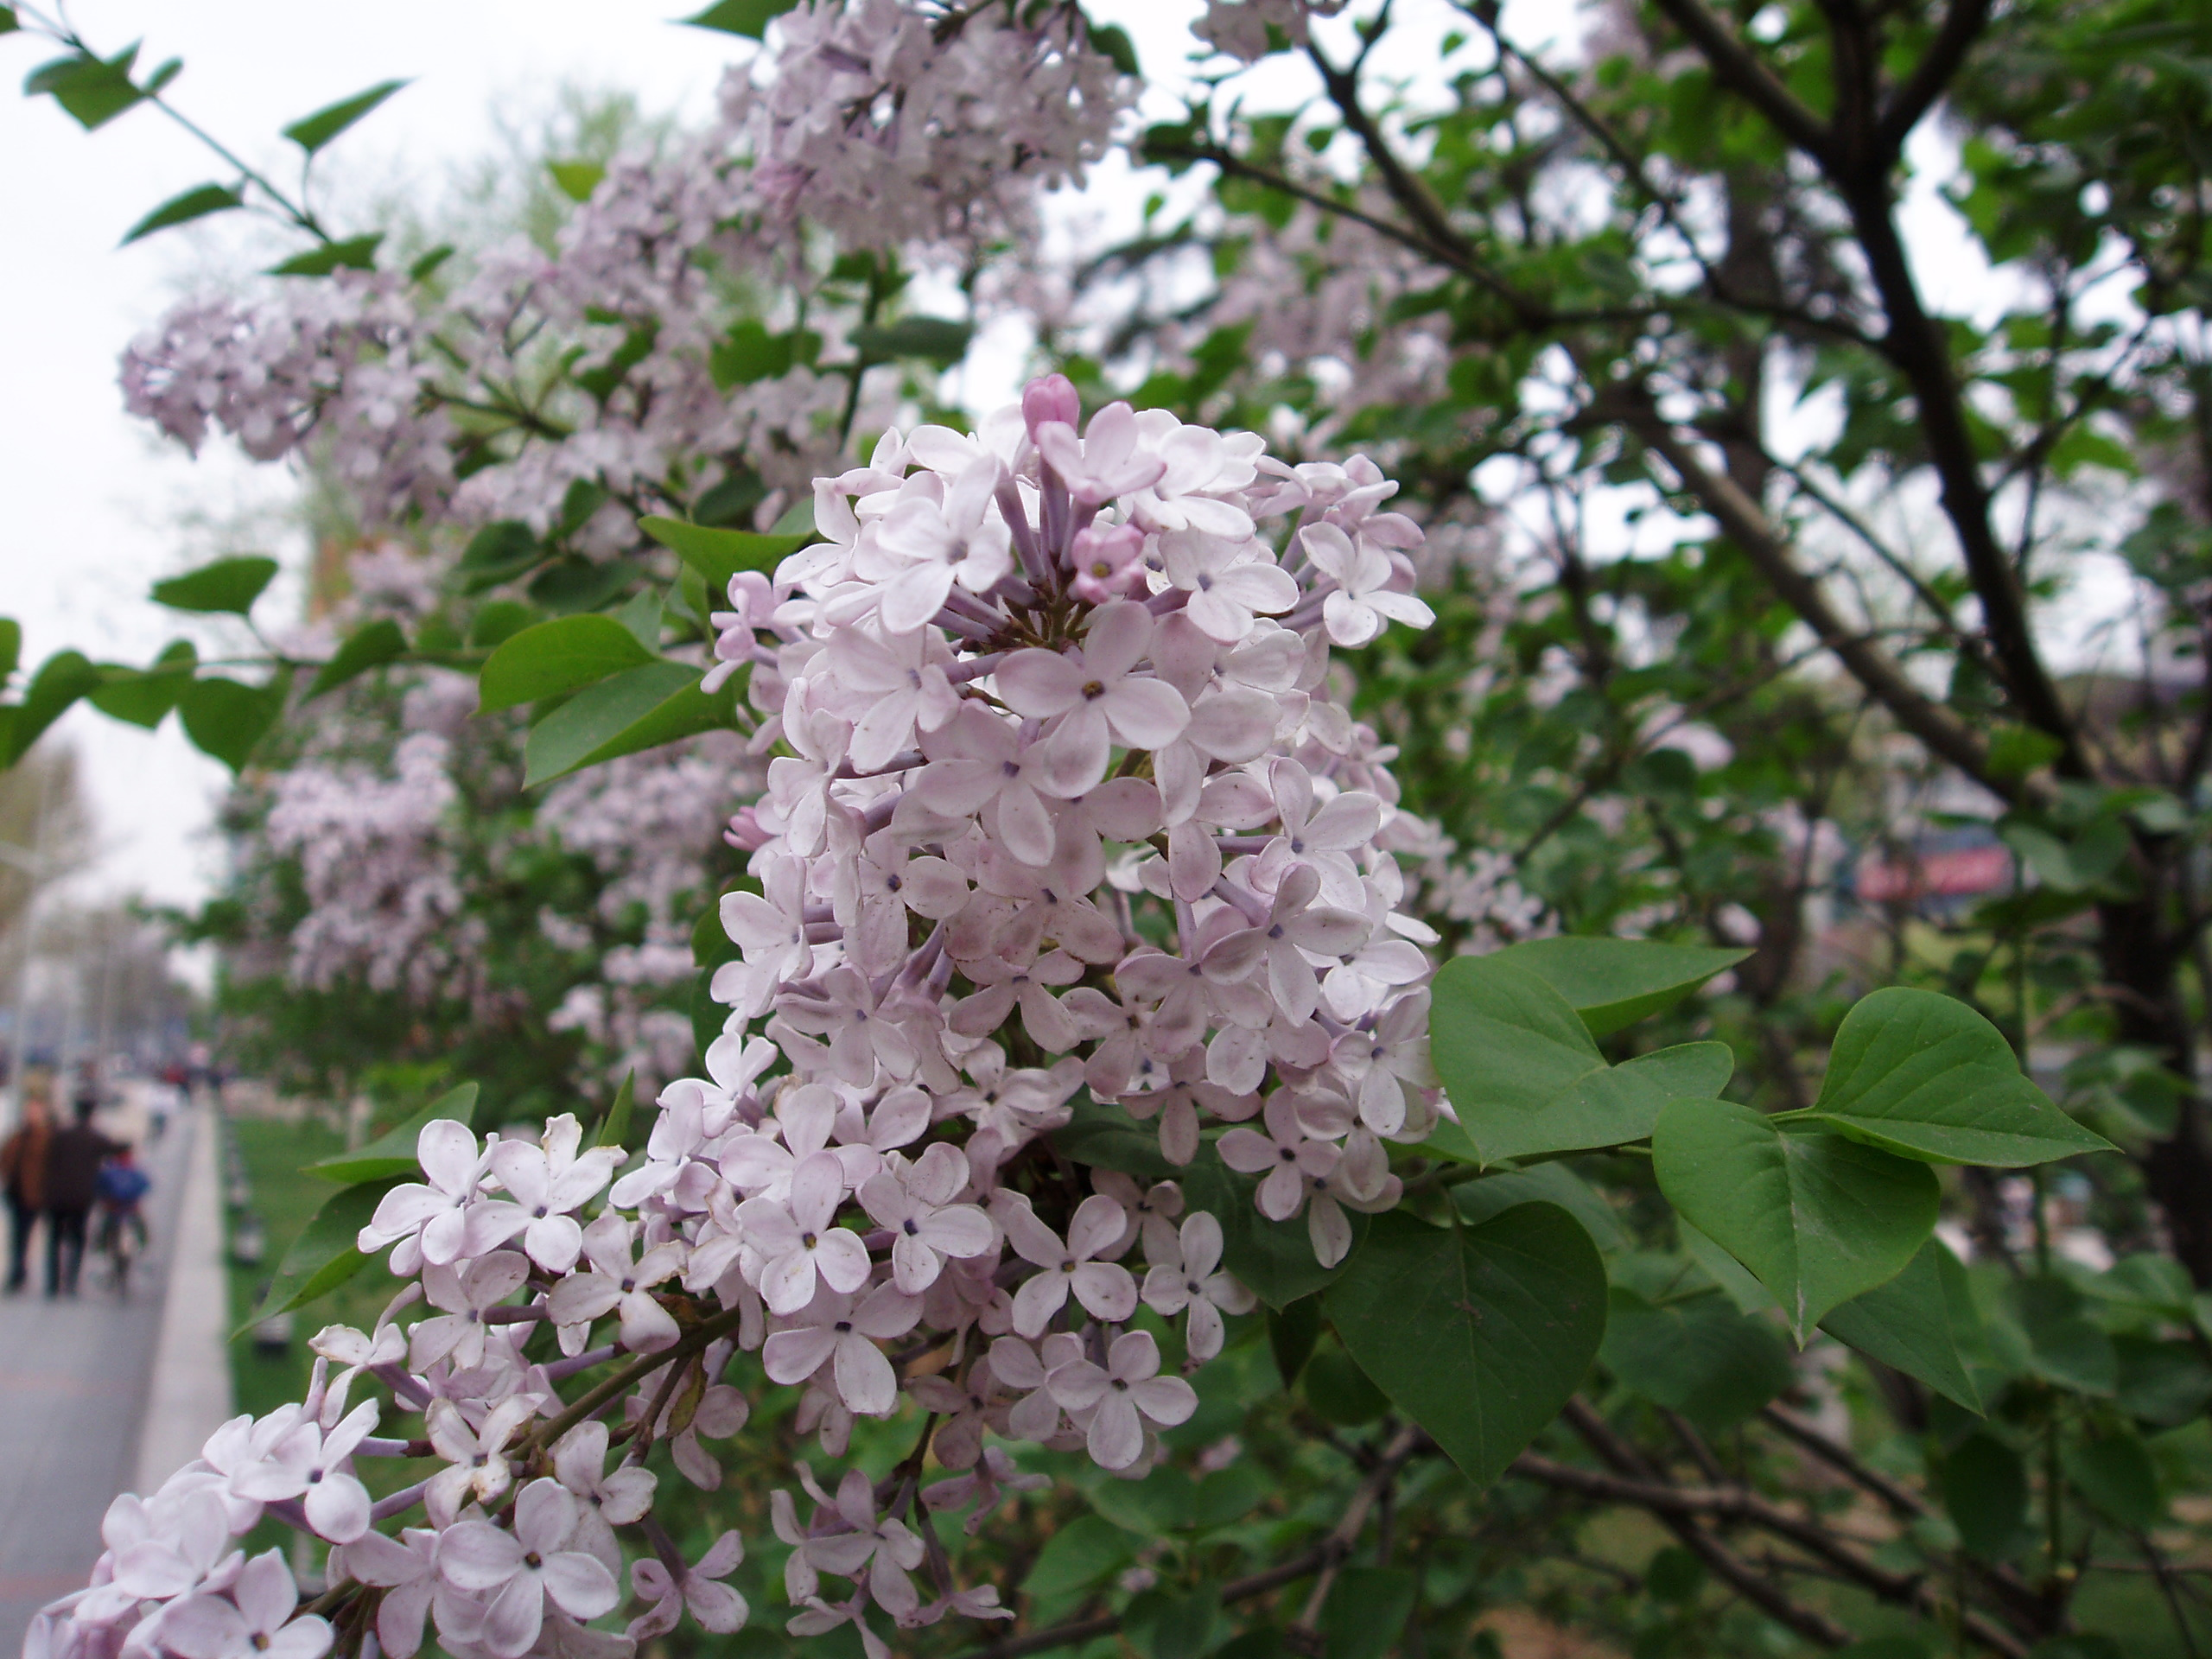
(1426, 944, 1736, 1164)
(1655, 988, 2111, 1338)
(25, 45, 156, 130)
(473, 611, 741, 786)
(86, 643, 198, 728)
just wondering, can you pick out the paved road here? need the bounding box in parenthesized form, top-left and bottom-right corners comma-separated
(0, 1100, 200, 1654)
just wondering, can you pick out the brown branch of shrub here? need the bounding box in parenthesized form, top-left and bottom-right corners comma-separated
(1759, 1406, 2054, 1634)
(1537, 1403, 2035, 1657)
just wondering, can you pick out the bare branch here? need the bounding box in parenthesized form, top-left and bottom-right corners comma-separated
(1877, 0, 1994, 154)
(959, 1549, 1332, 1659)
(1645, 0, 1835, 162)
(1554, 1402, 1856, 1650)
(1292, 1426, 1428, 1641)
(1623, 411, 2024, 804)
(1306, 41, 1480, 270)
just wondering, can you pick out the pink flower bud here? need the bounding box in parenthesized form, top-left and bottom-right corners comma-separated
(725, 806, 772, 852)
(1021, 374, 1081, 442)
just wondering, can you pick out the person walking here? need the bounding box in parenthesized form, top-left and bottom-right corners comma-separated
(1, 1090, 53, 1294)
(42, 1097, 121, 1298)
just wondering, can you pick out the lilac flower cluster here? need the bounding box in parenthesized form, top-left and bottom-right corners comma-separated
(118, 3, 1133, 542)
(34, 382, 1440, 1659)
(728, 0, 1131, 249)
(1194, 0, 1351, 64)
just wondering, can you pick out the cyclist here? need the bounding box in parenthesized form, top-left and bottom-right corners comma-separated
(94, 1145, 151, 1297)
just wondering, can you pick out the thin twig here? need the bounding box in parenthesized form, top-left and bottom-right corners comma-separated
(1292, 1426, 1428, 1642)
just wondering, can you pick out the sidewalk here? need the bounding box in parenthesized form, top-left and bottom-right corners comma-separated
(0, 1096, 232, 1654)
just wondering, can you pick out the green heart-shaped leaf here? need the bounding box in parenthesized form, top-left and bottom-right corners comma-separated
(1490, 938, 1750, 1036)
(1327, 1204, 1606, 1486)
(1807, 987, 2113, 1166)
(1653, 1096, 1939, 1338)
(1820, 1235, 1984, 1412)
(1428, 955, 1734, 1163)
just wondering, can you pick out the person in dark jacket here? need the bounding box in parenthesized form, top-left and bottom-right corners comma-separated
(1, 1090, 53, 1294)
(42, 1098, 122, 1297)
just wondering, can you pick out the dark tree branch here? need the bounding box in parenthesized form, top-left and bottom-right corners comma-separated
(1533, 1414, 2037, 1656)
(1554, 1402, 1856, 1649)
(1623, 411, 2020, 803)
(1649, 0, 2085, 778)
(962, 1549, 1332, 1659)
(1878, 0, 1994, 153)
(1147, 139, 1464, 272)
(1764, 451, 1975, 651)
(1759, 1405, 1927, 1517)
(1293, 1426, 1428, 1641)
(1761, 1407, 2053, 1632)
(1646, 0, 1835, 162)
(1306, 41, 1480, 269)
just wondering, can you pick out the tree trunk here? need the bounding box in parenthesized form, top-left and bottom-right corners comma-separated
(2096, 894, 2212, 1284)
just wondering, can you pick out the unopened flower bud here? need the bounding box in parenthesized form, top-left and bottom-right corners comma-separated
(1021, 373, 1081, 442)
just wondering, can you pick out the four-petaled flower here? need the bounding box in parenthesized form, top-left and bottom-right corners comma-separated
(1044, 1330, 1199, 1471)
(159, 1550, 331, 1659)
(857, 1144, 995, 1294)
(467, 1116, 622, 1274)
(1141, 1212, 1257, 1363)
(627, 1531, 747, 1639)
(998, 1193, 1139, 1338)
(546, 1215, 686, 1352)
(739, 1151, 874, 1314)
(995, 602, 1192, 796)
(762, 1281, 924, 1417)
(423, 1394, 540, 1527)
(437, 1479, 620, 1659)
(1217, 1091, 1342, 1224)
(224, 1397, 383, 1545)
(771, 1467, 926, 1621)
(356, 1120, 491, 1274)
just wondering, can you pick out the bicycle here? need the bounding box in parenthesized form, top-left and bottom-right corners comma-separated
(96, 1205, 147, 1299)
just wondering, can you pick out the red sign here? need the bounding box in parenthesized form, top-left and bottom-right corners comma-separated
(1854, 844, 2012, 903)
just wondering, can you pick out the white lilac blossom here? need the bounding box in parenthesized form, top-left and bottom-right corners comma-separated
(118, 3, 1130, 539)
(35, 379, 1439, 1659)
(731, 0, 1132, 251)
